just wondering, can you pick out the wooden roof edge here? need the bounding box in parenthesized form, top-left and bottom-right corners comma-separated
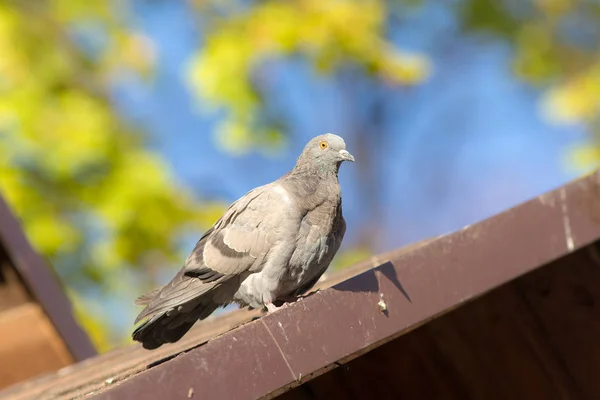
(0, 195, 97, 361)
(87, 169, 600, 400)
(2, 169, 600, 400)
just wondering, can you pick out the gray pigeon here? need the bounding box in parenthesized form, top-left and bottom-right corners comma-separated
(132, 133, 354, 349)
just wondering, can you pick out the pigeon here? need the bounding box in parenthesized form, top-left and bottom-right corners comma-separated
(132, 133, 354, 349)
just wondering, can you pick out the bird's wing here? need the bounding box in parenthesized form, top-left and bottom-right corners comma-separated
(191, 184, 291, 276)
(135, 183, 297, 323)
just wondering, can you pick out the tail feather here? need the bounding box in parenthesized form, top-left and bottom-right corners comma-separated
(132, 302, 220, 350)
(134, 287, 163, 306)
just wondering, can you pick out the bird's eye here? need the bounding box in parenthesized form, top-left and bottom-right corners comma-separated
(319, 141, 328, 150)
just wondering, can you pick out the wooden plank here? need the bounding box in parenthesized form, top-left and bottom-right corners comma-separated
(0, 303, 72, 389)
(284, 328, 470, 400)
(5, 242, 600, 400)
(0, 257, 30, 313)
(0, 256, 394, 400)
(513, 246, 600, 399)
(0, 196, 96, 361)
(427, 281, 578, 399)
(281, 246, 600, 400)
(0, 307, 261, 400)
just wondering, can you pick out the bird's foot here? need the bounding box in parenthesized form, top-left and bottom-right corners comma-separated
(263, 290, 323, 313)
(265, 303, 282, 313)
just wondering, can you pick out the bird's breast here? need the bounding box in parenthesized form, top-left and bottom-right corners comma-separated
(283, 202, 342, 282)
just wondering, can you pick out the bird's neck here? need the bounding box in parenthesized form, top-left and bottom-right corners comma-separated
(284, 163, 340, 206)
(292, 158, 340, 179)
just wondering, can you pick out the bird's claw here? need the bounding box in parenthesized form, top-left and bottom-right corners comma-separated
(265, 303, 281, 313)
(264, 290, 322, 313)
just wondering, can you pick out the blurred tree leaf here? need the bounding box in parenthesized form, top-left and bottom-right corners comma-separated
(565, 142, 600, 172)
(459, 0, 520, 37)
(188, 0, 431, 154)
(542, 62, 600, 124)
(330, 247, 373, 272)
(0, 0, 224, 351)
(458, 0, 600, 170)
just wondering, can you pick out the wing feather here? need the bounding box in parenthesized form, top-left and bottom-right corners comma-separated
(135, 183, 298, 323)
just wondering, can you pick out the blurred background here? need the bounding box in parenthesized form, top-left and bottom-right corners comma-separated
(0, 0, 598, 352)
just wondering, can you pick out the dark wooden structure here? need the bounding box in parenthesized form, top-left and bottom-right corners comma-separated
(2, 170, 600, 399)
(0, 197, 95, 389)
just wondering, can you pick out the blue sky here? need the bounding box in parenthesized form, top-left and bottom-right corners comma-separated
(113, 0, 585, 256)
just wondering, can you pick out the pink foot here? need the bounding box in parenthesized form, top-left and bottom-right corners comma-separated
(265, 303, 281, 313)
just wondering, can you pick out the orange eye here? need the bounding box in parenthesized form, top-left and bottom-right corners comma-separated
(319, 141, 328, 149)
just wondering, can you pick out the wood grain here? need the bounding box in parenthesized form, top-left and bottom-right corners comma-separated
(280, 246, 600, 400)
(0, 303, 72, 389)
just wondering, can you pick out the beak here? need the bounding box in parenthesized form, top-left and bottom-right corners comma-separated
(338, 149, 355, 162)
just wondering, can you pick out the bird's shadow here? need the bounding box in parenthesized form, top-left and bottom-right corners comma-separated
(332, 261, 412, 303)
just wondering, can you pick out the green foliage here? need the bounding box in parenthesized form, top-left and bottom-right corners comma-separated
(459, 0, 519, 37)
(188, 0, 600, 169)
(330, 247, 373, 271)
(188, 0, 431, 154)
(458, 0, 600, 171)
(0, 0, 223, 351)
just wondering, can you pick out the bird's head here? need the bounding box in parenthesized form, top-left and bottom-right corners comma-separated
(296, 133, 355, 172)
